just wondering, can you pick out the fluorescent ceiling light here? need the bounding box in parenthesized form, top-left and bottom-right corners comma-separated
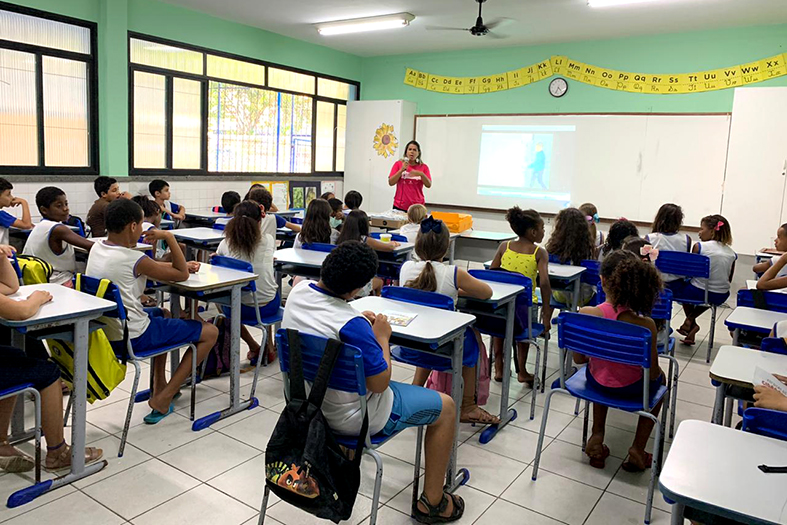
(316, 13, 415, 36)
(588, 0, 664, 7)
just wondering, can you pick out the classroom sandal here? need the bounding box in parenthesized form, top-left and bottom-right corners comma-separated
(585, 443, 610, 469)
(621, 451, 653, 473)
(460, 406, 501, 425)
(44, 442, 103, 472)
(143, 402, 175, 424)
(412, 492, 465, 524)
(0, 442, 35, 473)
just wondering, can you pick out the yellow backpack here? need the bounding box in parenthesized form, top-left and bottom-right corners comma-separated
(16, 255, 53, 285)
(47, 276, 126, 404)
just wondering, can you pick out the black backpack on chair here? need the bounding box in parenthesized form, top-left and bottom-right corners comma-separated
(264, 329, 368, 524)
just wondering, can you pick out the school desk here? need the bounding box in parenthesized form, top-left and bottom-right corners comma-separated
(454, 230, 516, 263)
(724, 306, 787, 346)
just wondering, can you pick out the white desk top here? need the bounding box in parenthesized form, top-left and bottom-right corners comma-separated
(352, 296, 475, 345)
(756, 250, 781, 259)
(185, 210, 228, 220)
(160, 219, 175, 229)
(275, 209, 301, 218)
(746, 280, 787, 294)
(385, 241, 415, 256)
(172, 227, 225, 243)
(157, 263, 257, 292)
(467, 280, 524, 305)
(11, 223, 80, 234)
(77, 239, 152, 253)
(391, 229, 459, 239)
(459, 230, 516, 242)
(548, 263, 586, 280)
(274, 248, 328, 269)
(0, 284, 115, 328)
(709, 345, 787, 388)
(659, 420, 787, 525)
(724, 307, 787, 332)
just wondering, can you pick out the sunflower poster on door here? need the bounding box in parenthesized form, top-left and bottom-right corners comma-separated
(373, 123, 398, 158)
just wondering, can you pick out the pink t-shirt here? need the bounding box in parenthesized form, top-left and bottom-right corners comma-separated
(389, 160, 431, 211)
(588, 302, 644, 388)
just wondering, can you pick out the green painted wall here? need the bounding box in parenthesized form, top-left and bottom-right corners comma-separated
(359, 23, 787, 114)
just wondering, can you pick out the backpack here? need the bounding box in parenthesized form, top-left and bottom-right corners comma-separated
(64, 215, 87, 237)
(264, 329, 366, 523)
(16, 255, 53, 285)
(46, 276, 127, 404)
(426, 333, 490, 406)
(201, 316, 232, 378)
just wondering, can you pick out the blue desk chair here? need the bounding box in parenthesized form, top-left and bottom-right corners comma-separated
(760, 337, 787, 355)
(210, 255, 283, 385)
(736, 289, 787, 314)
(580, 260, 601, 306)
(301, 242, 334, 253)
(532, 312, 669, 525)
(75, 275, 199, 457)
(260, 329, 421, 525)
(548, 258, 595, 312)
(369, 232, 407, 243)
(212, 217, 231, 231)
(0, 384, 41, 485)
(742, 407, 787, 441)
(654, 251, 718, 362)
(289, 216, 304, 225)
(467, 269, 548, 406)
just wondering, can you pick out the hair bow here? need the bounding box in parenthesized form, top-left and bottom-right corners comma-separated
(619, 216, 628, 222)
(715, 221, 725, 232)
(585, 213, 600, 224)
(640, 245, 659, 262)
(420, 216, 444, 234)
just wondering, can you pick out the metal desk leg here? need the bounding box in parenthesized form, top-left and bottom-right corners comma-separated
(446, 335, 468, 492)
(192, 285, 258, 431)
(479, 300, 517, 444)
(571, 277, 580, 312)
(670, 503, 685, 525)
(733, 328, 739, 346)
(723, 396, 734, 427)
(448, 238, 456, 265)
(9, 330, 34, 445)
(712, 384, 726, 425)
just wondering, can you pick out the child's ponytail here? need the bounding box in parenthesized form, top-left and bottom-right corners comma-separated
(405, 260, 438, 292)
(225, 200, 262, 259)
(701, 214, 732, 245)
(600, 250, 662, 315)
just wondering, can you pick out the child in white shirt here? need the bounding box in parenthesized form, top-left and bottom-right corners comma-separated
(399, 203, 427, 244)
(645, 203, 691, 283)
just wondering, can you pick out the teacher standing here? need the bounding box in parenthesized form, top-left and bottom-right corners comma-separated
(388, 140, 432, 212)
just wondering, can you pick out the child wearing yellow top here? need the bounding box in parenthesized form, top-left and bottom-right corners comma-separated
(489, 207, 552, 384)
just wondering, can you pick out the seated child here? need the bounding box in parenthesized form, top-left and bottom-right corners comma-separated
(489, 206, 551, 384)
(0, 254, 103, 472)
(320, 191, 335, 201)
(86, 199, 217, 423)
(216, 201, 279, 363)
(248, 187, 300, 238)
(545, 207, 596, 306)
(399, 204, 427, 243)
(132, 196, 161, 233)
(579, 202, 603, 249)
(87, 176, 128, 237)
(573, 250, 664, 472)
(294, 199, 339, 248)
(221, 191, 241, 215)
(0, 178, 32, 244)
(149, 179, 186, 222)
(755, 223, 787, 290)
(23, 187, 93, 286)
(400, 217, 499, 425)
(343, 190, 363, 214)
(645, 203, 691, 284)
(673, 215, 735, 345)
(598, 220, 639, 262)
(338, 210, 399, 296)
(328, 198, 344, 229)
(283, 241, 465, 523)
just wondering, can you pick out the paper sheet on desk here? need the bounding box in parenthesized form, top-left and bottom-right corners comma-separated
(384, 312, 417, 327)
(754, 366, 787, 397)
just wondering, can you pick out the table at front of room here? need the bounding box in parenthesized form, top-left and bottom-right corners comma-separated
(659, 419, 787, 525)
(457, 279, 527, 444)
(351, 295, 476, 494)
(709, 345, 787, 426)
(724, 306, 787, 346)
(1, 284, 115, 508)
(154, 264, 258, 431)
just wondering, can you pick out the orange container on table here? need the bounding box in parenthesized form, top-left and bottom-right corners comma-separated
(430, 211, 473, 233)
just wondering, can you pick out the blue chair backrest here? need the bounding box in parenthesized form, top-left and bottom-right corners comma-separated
(742, 407, 787, 441)
(8, 253, 22, 280)
(736, 289, 787, 315)
(210, 255, 257, 293)
(301, 242, 334, 253)
(654, 251, 709, 279)
(468, 268, 534, 307)
(381, 286, 454, 311)
(548, 254, 561, 264)
(290, 217, 304, 225)
(580, 259, 600, 287)
(74, 274, 127, 321)
(557, 312, 653, 369)
(369, 232, 407, 243)
(277, 329, 366, 395)
(760, 337, 787, 356)
(594, 284, 672, 320)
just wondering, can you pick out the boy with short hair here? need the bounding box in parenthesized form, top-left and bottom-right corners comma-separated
(149, 179, 186, 221)
(23, 187, 93, 286)
(87, 176, 128, 237)
(87, 199, 217, 423)
(344, 190, 363, 213)
(221, 191, 241, 215)
(282, 241, 464, 523)
(0, 178, 33, 244)
(248, 187, 301, 238)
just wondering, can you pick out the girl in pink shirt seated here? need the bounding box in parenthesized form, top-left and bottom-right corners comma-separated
(573, 250, 665, 472)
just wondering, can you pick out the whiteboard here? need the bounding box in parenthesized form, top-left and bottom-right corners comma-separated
(415, 113, 731, 225)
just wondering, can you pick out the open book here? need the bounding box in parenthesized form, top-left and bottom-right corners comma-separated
(384, 312, 417, 327)
(754, 366, 787, 397)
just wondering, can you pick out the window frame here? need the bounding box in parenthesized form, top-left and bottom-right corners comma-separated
(0, 1, 99, 175)
(127, 32, 359, 178)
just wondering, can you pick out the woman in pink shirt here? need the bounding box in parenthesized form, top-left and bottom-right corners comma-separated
(573, 250, 665, 473)
(388, 141, 432, 212)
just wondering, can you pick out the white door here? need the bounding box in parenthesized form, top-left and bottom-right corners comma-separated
(721, 87, 787, 255)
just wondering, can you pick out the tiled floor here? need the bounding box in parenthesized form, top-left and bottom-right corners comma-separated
(0, 297, 734, 525)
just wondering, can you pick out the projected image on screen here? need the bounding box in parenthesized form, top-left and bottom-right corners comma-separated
(477, 125, 574, 205)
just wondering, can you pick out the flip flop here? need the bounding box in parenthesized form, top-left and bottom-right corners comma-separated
(143, 402, 175, 425)
(676, 326, 690, 337)
(586, 444, 610, 469)
(622, 451, 653, 473)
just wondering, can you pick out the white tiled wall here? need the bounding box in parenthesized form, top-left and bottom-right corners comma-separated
(4, 179, 344, 222)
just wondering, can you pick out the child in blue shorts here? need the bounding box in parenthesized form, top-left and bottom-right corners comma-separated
(282, 241, 465, 523)
(86, 199, 218, 423)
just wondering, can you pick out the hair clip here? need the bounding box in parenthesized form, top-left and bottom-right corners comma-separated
(619, 216, 627, 222)
(420, 216, 444, 234)
(715, 221, 725, 231)
(640, 245, 659, 262)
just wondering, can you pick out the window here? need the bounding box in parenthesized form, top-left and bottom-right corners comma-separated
(0, 3, 97, 173)
(129, 34, 358, 175)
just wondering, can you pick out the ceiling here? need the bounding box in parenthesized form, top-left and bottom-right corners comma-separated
(161, 0, 787, 57)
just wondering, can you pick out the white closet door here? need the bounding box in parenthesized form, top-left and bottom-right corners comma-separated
(721, 87, 787, 255)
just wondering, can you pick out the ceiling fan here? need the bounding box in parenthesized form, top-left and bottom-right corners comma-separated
(426, 0, 514, 39)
